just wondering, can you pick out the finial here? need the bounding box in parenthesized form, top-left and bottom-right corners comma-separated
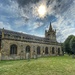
(2, 28, 4, 38)
(49, 22, 52, 31)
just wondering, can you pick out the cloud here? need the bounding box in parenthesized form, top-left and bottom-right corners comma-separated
(12, 0, 75, 42)
(53, 0, 73, 14)
(52, 1, 75, 42)
(16, 0, 40, 7)
(0, 0, 75, 43)
(14, 19, 26, 27)
(28, 21, 44, 31)
(33, 22, 44, 29)
(0, 0, 19, 18)
(0, 21, 12, 30)
(15, 0, 73, 19)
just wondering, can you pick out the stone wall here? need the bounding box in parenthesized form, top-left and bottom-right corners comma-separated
(0, 39, 63, 60)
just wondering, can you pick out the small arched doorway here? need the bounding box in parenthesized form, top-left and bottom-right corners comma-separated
(45, 47, 48, 54)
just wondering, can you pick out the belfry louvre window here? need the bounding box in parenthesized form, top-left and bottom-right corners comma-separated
(10, 44, 17, 54)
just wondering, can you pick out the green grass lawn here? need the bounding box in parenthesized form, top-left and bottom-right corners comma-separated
(0, 55, 75, 75)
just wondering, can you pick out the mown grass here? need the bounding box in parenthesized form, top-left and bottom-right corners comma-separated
(0, 55, 75, 75)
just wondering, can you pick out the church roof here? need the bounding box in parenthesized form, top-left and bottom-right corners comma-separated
(0, 28, 44, 39)
(0, 28, 60, 45)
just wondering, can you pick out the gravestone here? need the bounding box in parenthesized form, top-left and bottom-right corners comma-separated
(26, 52, 30, 60)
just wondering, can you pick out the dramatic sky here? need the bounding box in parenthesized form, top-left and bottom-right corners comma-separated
(0, 0, 75, 42)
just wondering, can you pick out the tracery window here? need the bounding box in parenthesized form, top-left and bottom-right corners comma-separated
(10, 44, 17, 54)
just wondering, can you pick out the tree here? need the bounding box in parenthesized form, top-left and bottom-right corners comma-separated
(63, 35, 74, 55)
(70, 36, 75, 58)
(61, 43, 64, 55)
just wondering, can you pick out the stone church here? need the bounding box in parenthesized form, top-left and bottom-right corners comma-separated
(0, 23, 63, 60)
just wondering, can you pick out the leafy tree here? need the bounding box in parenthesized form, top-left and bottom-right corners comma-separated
(70, 36, 75, 58)
(61, 43, 64, 55)
(63, 35, 74, 55)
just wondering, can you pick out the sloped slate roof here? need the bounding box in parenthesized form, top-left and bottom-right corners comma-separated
(0, 28, 57, 43)
(0, 28, 44, 39)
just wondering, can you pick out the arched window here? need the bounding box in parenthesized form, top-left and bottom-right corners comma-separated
(37, 46, 40, 55)
(10, 44, 17, 54)
(45, 47, 48, 54)
(52, 47, 55, 54)
(26, 45, 30, 53)
(58, 48, 60, 55)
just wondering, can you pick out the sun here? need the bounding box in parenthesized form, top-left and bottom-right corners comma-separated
(38, 5, 46, 18)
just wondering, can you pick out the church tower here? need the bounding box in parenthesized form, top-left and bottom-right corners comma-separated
(45, 22, 56, 41)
